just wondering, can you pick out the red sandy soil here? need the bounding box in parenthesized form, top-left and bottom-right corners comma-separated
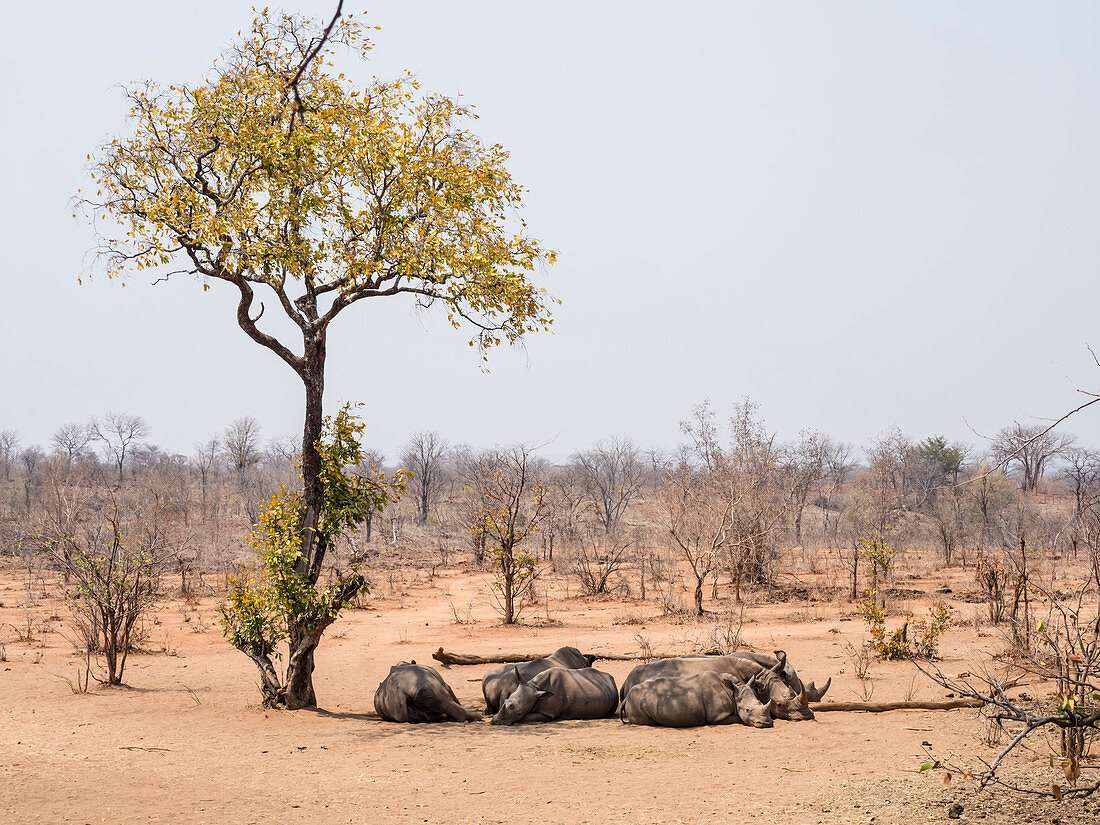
(2, 562, 1098, 824)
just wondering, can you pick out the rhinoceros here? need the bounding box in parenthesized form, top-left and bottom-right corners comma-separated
(374, 662, 482, 723)
(619, 653, 811, 721)
(619, 671, 776, 728)
(482, 646, 597, 714)
(731, 650, 831, 703)
(490, 666, 618, 725)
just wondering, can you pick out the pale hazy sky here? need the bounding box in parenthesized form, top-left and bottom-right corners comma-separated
(2, 1, 1099, 461)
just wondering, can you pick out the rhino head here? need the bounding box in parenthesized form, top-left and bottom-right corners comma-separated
(803, 677, 832, 702)
(490, 667, 552, 726)
(731, 674, 774, 728)
(747, 658, 798, 718)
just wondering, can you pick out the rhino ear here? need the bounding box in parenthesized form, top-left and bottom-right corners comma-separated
(536, 690, 553, 700)
(765, 698, 777, 716)
(770, 658, 784, 675)
(514, 666, 527, 685)
(747, 673, 758, 690)
(773, 650, 787, 666)
(809, 677, 832, 701)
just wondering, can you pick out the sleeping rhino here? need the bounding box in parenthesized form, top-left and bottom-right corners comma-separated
(620, 671, 776, 728)
(374, 662, 482, 723)
(619, 652, 811, 721)
(490, 666, 618, 725)
(482, 646, 596, 714)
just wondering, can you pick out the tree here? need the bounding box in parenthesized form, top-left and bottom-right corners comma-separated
(462, 445, 546, 624)
(52, 423, 92, 468)
(222, 416, 263, 476)
(967, 461, 1016, 548)
(90, 412, 149, 483)
(0, 430, 20, 483)
(1061, 447, 1100, 520)
(35, 471, 174, 685)
(221, 406, 402, 706)
(655, 447, 721, 616)
(571, 436, 644, 534)
(991, 423, 1075, 493)
(783, 429, 831, 545)
(357, 447, 386, 542)
(400, 431, 449, 524)
(82, 5, 554, 708)
(914, 435, 966, 484)
(191, 437, 221, 518)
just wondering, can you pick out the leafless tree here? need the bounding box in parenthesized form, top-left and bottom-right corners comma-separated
(357, 447, 386, 542)
(19, 445, 44, 512)
(401, 431, 449, 524)
(654, 447, 720, 616)
(783, 429, 831, 545)
(34, 472, 174, 685)
(265, 434, 300, 467)
(191, 437, 221, 518)
(571, 436, 645, 533)
(850, 429, 911, 540)
(51, 423, 92, 468)
(0, 430, 20, 482)
(967, 460, 1017, 549)
(659, 400, 790, 613)
(90, 412, 149, 483)
(222, 416, 263, 475)
(992, 422, 1075, 493)
(461, 444, 546, 623)
(569, 523, 635, 595)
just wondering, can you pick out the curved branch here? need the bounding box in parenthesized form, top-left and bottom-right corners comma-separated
(229, 276, 304, 375)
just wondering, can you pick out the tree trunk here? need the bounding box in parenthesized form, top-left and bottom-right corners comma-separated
(283, 625, 320, 709)
(694, 575, 704, 616)
(299, 337, 326, 577)
(282, 335, 327, 708)
(502, 545, 516, 624)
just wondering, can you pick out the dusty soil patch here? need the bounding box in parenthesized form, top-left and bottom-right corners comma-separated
(1, 563, 1095, 824)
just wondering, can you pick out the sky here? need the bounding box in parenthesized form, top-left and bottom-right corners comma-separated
(2, 1, 1099, 462)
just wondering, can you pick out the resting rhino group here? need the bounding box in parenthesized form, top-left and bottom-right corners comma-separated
(373, 648, 830, 732)
(618, 649, 828, 722)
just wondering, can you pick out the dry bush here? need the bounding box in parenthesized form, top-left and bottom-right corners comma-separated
(566, 525, 635, 596)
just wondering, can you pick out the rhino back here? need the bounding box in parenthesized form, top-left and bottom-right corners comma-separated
(547, 646, 590, 669)
(528, 667, 618, 722)
(622, 672, 737, 727)
(621, 656, 758, 699)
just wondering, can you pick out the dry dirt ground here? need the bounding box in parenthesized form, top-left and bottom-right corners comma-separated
(2, 560, 1098, 825)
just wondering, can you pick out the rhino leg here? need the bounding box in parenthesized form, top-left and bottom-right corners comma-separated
(432, 696, 482, 722)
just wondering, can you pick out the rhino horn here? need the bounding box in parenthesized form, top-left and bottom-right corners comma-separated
(765, 698, 777, 716)
(770, 657, 785, 675)
(747, 672, 758, 690)
(808, 677, 832, 702)
(798, 684, 808, 705)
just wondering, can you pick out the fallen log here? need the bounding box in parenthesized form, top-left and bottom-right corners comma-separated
(431, 647, 644, 666)
(810, 699, 983, 713)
